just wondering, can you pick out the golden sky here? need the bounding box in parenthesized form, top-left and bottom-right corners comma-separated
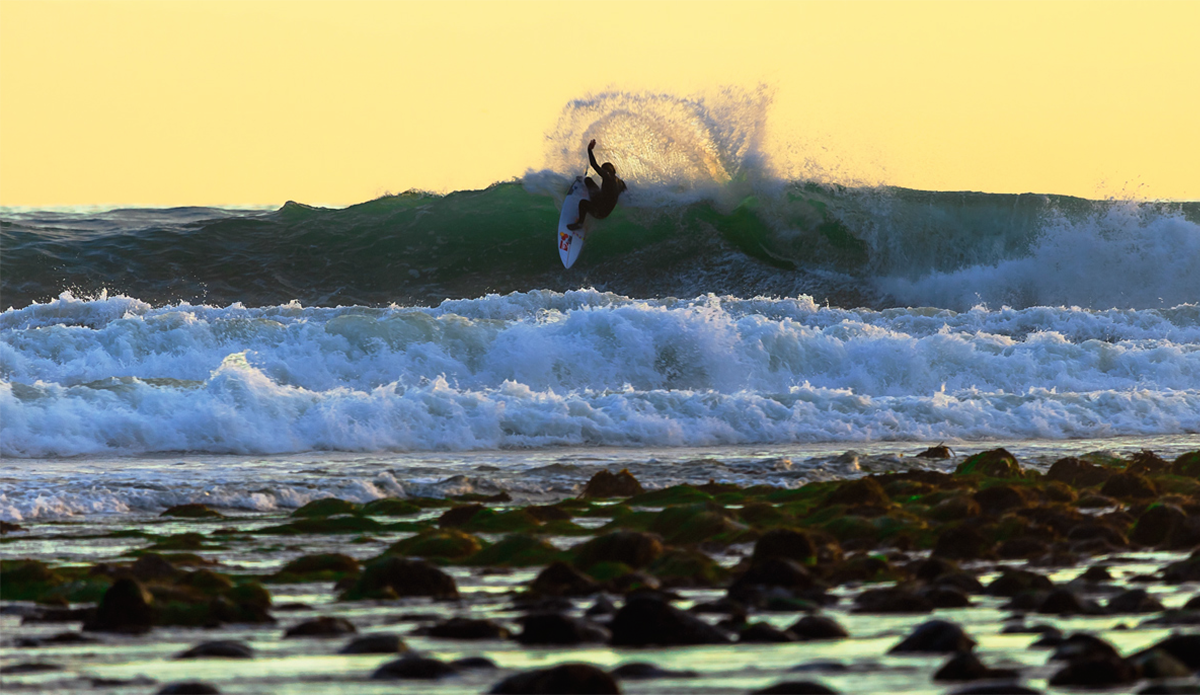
(1, 0, 1197, 206)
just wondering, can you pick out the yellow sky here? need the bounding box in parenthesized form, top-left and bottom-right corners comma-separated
(1, 0, 1197, 206)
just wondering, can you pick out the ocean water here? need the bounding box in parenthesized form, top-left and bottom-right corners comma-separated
(2, 91, 1199, 522)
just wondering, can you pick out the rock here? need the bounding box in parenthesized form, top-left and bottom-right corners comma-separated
(1049, 633, 1121, 662)
(291, 498, 360, 517)
(947, 686, 1041, 695)
(929, 496, 982, 521)
(423, 617, 511, 640)
(469, 534, 561, 567)
(1106, 588, 1165, 614)
(609, 662, 698, 679)
(1126, 450, 1170, 475)
(283, 616, 356, 638)
(1131, 504, 1188, 547)
(582, 469, 645, 498)
(1163, 551, 1200, 583)
(161, 504, 223, 518)
(340, 556, 459, 600)
(825, 478, 890, 507)
(997, 537, 1050, 559)
(516, 613, 609, 645)
(386, 528, 483, 560)
(1046, 457, 1113, 488)
(14, 632, 99, 647)
(437, 503, 485, 527)
(987, 569, 1053, 597)
(787, 615, 849, 641)
(156, 683, 220, 694)
(973, 486, 1030, 515)
(572, 531, 663, 570)
(921, 585, 972, 608)
(175, 640, 254, 659)
(85, 578, 154, 633)
(647, 548, 730, 587)
(339, 634, 407, 654)
(932, 525, 993, 561)
(934, 652, 1019, 681)
(1037, 589, 1096, 615)
(739, 622, 798, 642)
(751, 682, 839, 694)
(853, 586, 934, 614)
(610, 595, 730, 646)
(1048, 654, 1137, 687)
(131, 553, 183, 582)
(728, 557, 821, 605)
(751, 528, 817, 565)
(275, 553, 360, 579)
(1100, 472, 1157, 499)
(1132, 649, 1193, 679)
(529, 562, 601, 597)
(1137, 685, 1200, 694)
(1171, 451, 1200, 478)
(372, 654, 458, 680)
(955, 448, 1022, 478)
(888, 619, 975, 653)
(916, 444, 954, 458)
(361, 498, 422, 516)
(1135, 633, 1200, 670)
(453, 656, 498, 670)
(489, 663, 620, 694)
(0, 662, 62, 674)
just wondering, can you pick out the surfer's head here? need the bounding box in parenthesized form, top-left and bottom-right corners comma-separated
(602, 162, 616, 175)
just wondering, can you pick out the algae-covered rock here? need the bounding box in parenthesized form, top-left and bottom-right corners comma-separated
(751, 528, 817, 565)
(581, 468, 645, 498)
(257, 516, 384, 535)
(648, 503, 746, 545)
(465, 534, 561, 567)
(572, 530, 663, 570)
(437, 503, 485, 527)
(146, 532, 216, 551)
(1046, 457, 1113, 488)
(291, 498, 361, 518)
(1170, 451, 1200, 479)
(461, 508, 541, 534)
(176, 569, 235, 595)
(647, 548, 729, 587)
(341, 557, 459, 600)
(161, 504, 224, 519)
(528, 561, 601, 597)
(738, 501, 791, 528)
(273, 553, 361, 581)
(955, 449, 1022, 478)
(362, 499, 422, 517)
(825, 477, 890, 507)
(86, 577, 155, 633)
(1099, 472, 1156, 499)
(626, 484, 713, 507)
(0, 559, 66, 602)
(387, 528, 483, 561)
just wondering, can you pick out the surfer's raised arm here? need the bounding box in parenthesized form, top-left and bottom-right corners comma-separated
(587, 139, 602, 176)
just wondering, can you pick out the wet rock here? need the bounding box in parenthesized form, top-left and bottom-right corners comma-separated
(825, 478, 890, 507)
(1126, 450, 1170, 475)
(987, 569, 1054, 597)
(585, 595, 617, 617)
(284, 616, 356, 638)
(292, 498, 360, 517)
(156, 683, 220, 694)
(1171, 451, 1200, 478)
(610, 595, 730, 646)
(1131, 504, 1188, 547)
(1049, 633, 1121, 662)
(437, 503, 485, 527)
(0, 662, 62, 674)
(1131, 649, 1193, 679)
(582, 469, 645, 498)
(387, 528, 483, 560)
(739, 622, 798, 642)
(888, 619, 975, 653)
(469, 534, 562, 568)
(973, 485, 1030, 515)
(14, 631, 99, 647)
(340, 556, 459, 600)
(1136, 633, 1200, 670)
(751, 681, 839, 694)
(920, 585, 972, 608)
(787, 615, 849, 641)
(529, 561, 601, 597)
(934, 652, 1019, 681)
(516, 613, 609, 645)
(947, 686, 1041, 695)
(339, 634, 408, 654)
(1137, 685, 1200, 694)
(572, 531, 663, 570)
(453, 656, 498, 670)
(1001, 623, 1062, 640)
(647, 547, 729, 587)
(1048, 654, 1137, 687)
(929, 495, 982, 521)
(1046, 456, 1113, 488)
(161, 503, 223, 518)
(489, 663, 620, 694)
(423, 617, 511, 640)
(372, 654, 458, 680)
(175, 640, 254, 659)
(609, 662, 698, 679)
(853, 586, 934, 614)
(752, 528, 818, 565)
(1037, 589, 1102, 615)
(0, 520, 24, 534)
(1162, 550, 1200, 583)
(361, 498, 422, 516)
(1100, 472, 1157, 500)
(728, 557, 823, 606)
(916, 444, 955, 459)
(274, 553, 360, 579)
(955, 448, 1022, 478)
(84, 577, 154, 633)
(1106, 588, 1165, 614)
(131, 553, 183, 582)
(526, 504, 573, 522)
(932, 525, 993, 561)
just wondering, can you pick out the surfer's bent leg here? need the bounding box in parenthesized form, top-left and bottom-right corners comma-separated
(568, 200, 591, 231)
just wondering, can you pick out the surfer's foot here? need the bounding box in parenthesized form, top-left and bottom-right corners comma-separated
(567, 222, 582, 231)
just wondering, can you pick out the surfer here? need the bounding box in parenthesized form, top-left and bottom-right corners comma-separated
(567, 139, 626, 231)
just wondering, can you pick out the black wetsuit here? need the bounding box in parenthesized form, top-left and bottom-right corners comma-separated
(569, 147, 626, 230)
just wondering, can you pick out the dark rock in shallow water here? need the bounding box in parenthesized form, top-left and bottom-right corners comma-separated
(489, 663, 620, 694)
(161, 503, 223, 518)
(973, 485, 1029, 515)
(1049, 654, 1138, 687)
(373, 654, 458, 680)
(1100, 472, 1157, 499)
(853, 586, 934, 614)
(947, 686, 1041, 695)
(932, 525, 994, 560)
(889, 619, 975, 654)
(825, 477, 890, 507)
(1046, 457, 1112, 488)
(610, 662, 698, 679)
(787, 615, 849, 641)
(340, 556, 459, 600)
(751, 681, 839, 694)
(85, 577, 154, 633)
(1049, 633, 1121, 662)
(572, 531, 663, 570)
(423, 617, 511, 640)
(529, 561, 601, 597)
(452, 656, 498, 670)
(0, 662, 62, 674)
(751, 528, 817, 565)
(283, 616, 356, 638)
(437, 503, 485, 528)
(131, 553, 184, 581)
(1131, 504, 1188, 546)
(175, 640, 254, 659)
(739, 622, 798, 643)
(1131, 649, 1193, 679)
(582, 469, 645, 498)
(516, 613, 609, 645)
(339, 634, 407, 654)
(987, 569, 1054, 597)
(1172, 451, 1200, 478)
(610, 595, 730, 646)
(1163, 550, 1200, 583)
(1106, 588, 1165, 614)
(1137, 686, 1200, 694)
(15, 631, 99, 647)
(1037, 589, 1103, 615)
(728, 557, 823, 606)
(156, 684, 220, 695)
(955, 448, 1022, 478)
(933, 652, 1019, 681)
(1135, 633, 1200, 670)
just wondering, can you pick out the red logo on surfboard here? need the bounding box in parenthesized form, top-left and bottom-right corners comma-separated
(559, 232, 571, 251)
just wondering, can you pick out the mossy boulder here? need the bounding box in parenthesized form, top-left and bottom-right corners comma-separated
(581, 469, 645, 498)
(626, 485, 714, 507)
(1046, 457, 1113, 488)
(751, 528, 817, 566)
(257, 516, 385, 535)
(292, 498, 361, 518)
(465, 534, 562, 567)
(362, 499, 422, 517)
(1171, 451, 1200, 479)
(146, 532, 217, 551)
(1100, 472, 1157, 500)
(647, 548, 729, 587)
(572, 531, 663, 570)
(825, 478, 890, 507)
(648, 503, 745, 545)
(0, 559, 66, 601)
(340, 557, 459, 600)
(161, 504, 224, 519)
(955, 448, 1022, 478)
(738, 501, 791, 528)
(176, 569, 235, 595)
(386, 528, 483, 561)
(461, 508, 541, 534)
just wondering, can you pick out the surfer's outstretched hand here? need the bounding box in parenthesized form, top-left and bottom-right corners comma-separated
(588, 139, 596, 150)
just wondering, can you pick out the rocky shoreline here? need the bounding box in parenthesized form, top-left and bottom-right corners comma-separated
(2, 447, 1199, 694)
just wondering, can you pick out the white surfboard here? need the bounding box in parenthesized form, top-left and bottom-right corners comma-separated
(557, 176, 591, 268)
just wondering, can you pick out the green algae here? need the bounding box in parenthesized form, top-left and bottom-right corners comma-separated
(386, 528, 484, 561)
(361, 498, 422, 516)
(270, 553, 361, 582)
(464, 534, 563, 567)
(626, 484, 714, 507)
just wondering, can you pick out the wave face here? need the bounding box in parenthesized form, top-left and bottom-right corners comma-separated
(3, 290, 1198, 457)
